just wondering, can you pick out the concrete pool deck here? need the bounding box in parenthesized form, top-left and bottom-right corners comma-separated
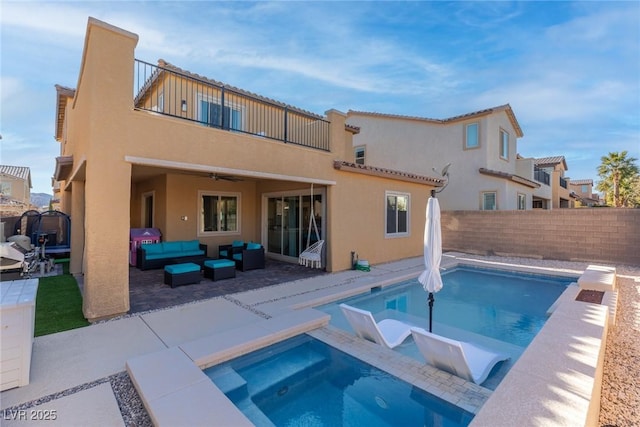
(0, 253, 633, 426)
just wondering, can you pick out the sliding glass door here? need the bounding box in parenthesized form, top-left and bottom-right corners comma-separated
(265, 190, 323, 261)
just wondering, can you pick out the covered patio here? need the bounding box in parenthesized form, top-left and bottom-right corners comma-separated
(127, 259, 325, 313)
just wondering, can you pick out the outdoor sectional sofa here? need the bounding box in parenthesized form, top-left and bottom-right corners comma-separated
(136, 240, 207, 270)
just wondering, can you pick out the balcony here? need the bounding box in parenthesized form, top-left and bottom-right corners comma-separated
(133, 59, 330, 152)
(534, 168, 550, 186)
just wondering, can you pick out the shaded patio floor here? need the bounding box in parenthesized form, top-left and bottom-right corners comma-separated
(128, 259, 326, 313)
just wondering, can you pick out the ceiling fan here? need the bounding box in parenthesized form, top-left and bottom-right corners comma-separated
(209, 173, 243, 182)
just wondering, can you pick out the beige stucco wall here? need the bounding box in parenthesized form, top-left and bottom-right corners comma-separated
(59, 18, 437, 320)
(327, 172, 431, 271)
(347, 111, 528, 211)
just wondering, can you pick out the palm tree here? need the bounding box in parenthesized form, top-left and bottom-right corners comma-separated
(597, 151, 639, 207)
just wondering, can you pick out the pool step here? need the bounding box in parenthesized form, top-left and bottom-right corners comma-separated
(241, 348, 328, 399)
(205, 366, 248, 401)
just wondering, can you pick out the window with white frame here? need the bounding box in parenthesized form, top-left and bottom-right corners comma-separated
(199, 191, 240, 235)
(465, 122, 479, 149)
(517, 193, 526, 210)
(197, 93, 243, 131)
(482, 191, 497, 210)
(386, 192, 409, 236)
(354, 146, 366, 164)
(499, 129, 509, 160)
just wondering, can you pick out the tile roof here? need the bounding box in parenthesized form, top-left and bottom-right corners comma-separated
(348, 104, 523, 137)
(478, 167, 540, 189)
(533, 156, 568, 170)
(333, 161, 443, 186)
(0, 165, 31, 181)
(569, 179, 593, 185)
(55, 85, 76, 142)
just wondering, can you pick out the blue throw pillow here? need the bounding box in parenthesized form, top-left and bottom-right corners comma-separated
(232, 240, 245, 247)
(247, 242, 261, 250)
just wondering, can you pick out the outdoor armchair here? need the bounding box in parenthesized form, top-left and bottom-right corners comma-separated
(231, 242, 265, 271)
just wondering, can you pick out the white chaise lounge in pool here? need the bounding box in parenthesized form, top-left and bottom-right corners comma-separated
(339, 303, 412, 349)
(411, 327, 509, 385)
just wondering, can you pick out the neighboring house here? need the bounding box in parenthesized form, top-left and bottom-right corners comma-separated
(570, 179, 601, 207)
(532, 156, 574, 209)
(0, 165, 32, 218)
(53, 18, 441, 321)
(346, 106, 543, 211)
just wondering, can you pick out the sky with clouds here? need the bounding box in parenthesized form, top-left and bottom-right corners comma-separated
(1, 1, 638, 194)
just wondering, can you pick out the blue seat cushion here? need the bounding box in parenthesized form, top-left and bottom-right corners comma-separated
(163, 241, 183, 253)
(142, 243, 163, 254)
(182, 240, 201, 252)
(232, 254, 242, 261)
(164, 263, 200, 274)
(246, 242, 261, 250)
(204, 259, 235, 269)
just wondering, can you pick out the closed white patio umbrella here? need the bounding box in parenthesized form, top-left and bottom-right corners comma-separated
(418, 191, 443, 332)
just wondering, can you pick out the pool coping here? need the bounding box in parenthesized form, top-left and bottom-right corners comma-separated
(126, 254, 617, 426)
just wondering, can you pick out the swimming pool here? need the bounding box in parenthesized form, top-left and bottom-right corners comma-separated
(204, 334, 474, 426)
(318, 266, 576, 388)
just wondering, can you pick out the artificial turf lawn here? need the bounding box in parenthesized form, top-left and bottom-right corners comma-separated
(35, 272, 89, 337)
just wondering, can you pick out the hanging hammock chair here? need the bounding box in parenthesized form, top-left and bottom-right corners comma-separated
(299, 184, 324, 269)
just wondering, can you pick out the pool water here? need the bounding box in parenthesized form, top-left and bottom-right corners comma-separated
(319, 266, 576, 389)
(205, 335, 473, 426)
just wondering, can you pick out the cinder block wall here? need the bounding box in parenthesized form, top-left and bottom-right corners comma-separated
(441, 209, 640, 266)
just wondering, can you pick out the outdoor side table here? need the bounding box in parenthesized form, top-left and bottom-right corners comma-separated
(1, 278, 39, 391)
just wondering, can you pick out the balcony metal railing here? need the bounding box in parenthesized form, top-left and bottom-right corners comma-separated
(559, 177, 568, 189)
(133, 59, 330, 151)
(534, 168, 550, 185)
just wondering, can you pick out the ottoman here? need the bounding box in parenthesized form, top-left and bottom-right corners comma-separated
(164, 263, 202, 288)
(203, 259, 236, 281)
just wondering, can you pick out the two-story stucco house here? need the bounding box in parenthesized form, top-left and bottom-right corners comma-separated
(570, 179, 601, 207)
(52, 18, 442, 321)
(346, 106, 543, 211)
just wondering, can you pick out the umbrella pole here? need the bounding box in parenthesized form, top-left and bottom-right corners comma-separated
(428, 292, 434, 332)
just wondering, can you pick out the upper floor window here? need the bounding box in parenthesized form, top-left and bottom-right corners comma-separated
(499, 129, 509, 160)
(465, 123, 479, 149)
(354, 146, 366, 165)
(581, 184, 589, 193)
(517, 193, 526, 210)
(482, 191, 497, 210)
(386, 192, 409, 237)
(197, 94, 243, 131)
(199, 191, 240, 236)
